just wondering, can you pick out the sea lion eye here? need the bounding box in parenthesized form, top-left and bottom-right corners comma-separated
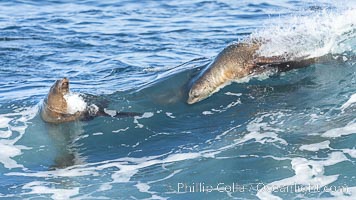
(193, 92, 200, 98)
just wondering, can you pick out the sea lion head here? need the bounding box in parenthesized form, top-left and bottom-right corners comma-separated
(187, 43, 259, 105)
(187, 61, 227, 104)
(187, 79, 213, 104)
(50, 78, 69, 95)
(45, 78, 70, 113)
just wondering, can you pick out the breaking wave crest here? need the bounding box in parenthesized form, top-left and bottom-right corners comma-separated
(249, 8, 356, 59)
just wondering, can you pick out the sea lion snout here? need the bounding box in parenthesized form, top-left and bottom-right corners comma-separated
(60, 78, 69, 92)
(187, 82, 211, 104)
(187, 90, 199, 104)
(53, 78, 69, 94)
(49, 78, 70, 95)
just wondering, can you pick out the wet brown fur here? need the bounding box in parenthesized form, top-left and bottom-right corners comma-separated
(41, 78, 82, 123)
(187, 42, 318, 104)
(41, 78, 142, 123)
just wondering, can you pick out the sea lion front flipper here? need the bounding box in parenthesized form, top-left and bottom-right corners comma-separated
(114, 111, 142, 117)
(253, 55, 289, 66)
(95, 109, 142, 118)
(81, 106, 142, 121)
(253, 55, 318, 73)
(82, 93, 110, 109)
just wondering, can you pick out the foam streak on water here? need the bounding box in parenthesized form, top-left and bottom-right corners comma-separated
(341, 93, 356, 111)
(0, 106, 38, 169)
(257, 152, 348, 200)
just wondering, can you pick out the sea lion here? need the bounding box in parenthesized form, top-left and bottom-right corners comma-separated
(41, 78, 141, 123)
(187, 42, 319, 104)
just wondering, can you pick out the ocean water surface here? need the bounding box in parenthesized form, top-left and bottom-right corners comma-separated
(0, 0, 355, 199)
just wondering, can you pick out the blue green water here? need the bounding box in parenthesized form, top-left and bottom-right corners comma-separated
(0, 0, 355, 199)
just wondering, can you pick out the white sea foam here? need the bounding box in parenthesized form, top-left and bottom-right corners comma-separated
(92, 132, 103, 136)
(6, 151, 203, 199)
(321, 121, 356, 138)
(22, 181, 79, 200)
(202, 111, 214, 115)
(202, 98, 242, 115)
(299, 141, 330, 151)
(342, 149, 356, 158)
(341, 93, 356, 111)
(134, 182, 167, 200)
(133, 112, 154, 128)
(8, 152, 195, 175)
(136, 182, 150, 193)
(0, 106, 37, 169)
(224, 92, 242, 97)
(0, 143, 24, 169)
(103, 108, 116, 117)
(204, 112, 290, 156)
(257, 152, 348, 200)
(0, 116, 12, 129)
(250, 8, 356, 59)
(4, 108, 353, 199)
(98, 183, 112, 191)
(165, 112, 176, 119)
(323, 186, 356, 200)
(236, 113, 288, 146)
(210, 110, 356, 200)
(112, 127, 129, 133)
(8, 166, 99, 178)
(0, 117, 12, 138)
(64, 93, 87, 114)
